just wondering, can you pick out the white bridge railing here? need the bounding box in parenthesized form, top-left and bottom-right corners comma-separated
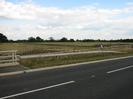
(0, 50, 19, 67)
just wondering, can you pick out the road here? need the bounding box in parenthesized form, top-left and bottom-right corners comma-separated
(20, 51, 119, 59)
(0, 56, 133, 99)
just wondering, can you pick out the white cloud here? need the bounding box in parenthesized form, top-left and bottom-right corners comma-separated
(0, 0, 133, 40)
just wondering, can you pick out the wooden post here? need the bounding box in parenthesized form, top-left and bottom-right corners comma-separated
(12, 52, 14, 63)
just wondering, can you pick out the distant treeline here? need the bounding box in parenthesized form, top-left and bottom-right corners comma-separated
(0, 33, 133, 42)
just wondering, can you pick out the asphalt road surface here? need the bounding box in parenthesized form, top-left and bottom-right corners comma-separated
(0, 56, 133, 99)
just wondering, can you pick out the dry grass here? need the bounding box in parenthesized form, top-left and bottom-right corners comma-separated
(20, 53, 122, 69)
(0, 42, 96, 55)
(0, 42, 133, 55)
(0, 42, 133, 69)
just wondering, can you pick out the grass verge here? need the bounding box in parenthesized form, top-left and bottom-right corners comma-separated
(20, 52, 133, 69)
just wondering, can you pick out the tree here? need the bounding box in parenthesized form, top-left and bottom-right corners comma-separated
(36, 36, 43, 42)
(49, 37, 55, 42)
(69, 39, 75, 42)
(28, 37, 36, 42)
(0, 33, 8, 42)
(60, 37, 68, 42)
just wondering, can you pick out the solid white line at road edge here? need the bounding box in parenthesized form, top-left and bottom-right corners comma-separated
(0, 81, 75, 99)
(107, 65, 133, 74)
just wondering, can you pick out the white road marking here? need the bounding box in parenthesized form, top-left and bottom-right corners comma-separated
(0, 81, 75, 99)
(107, 65, 133, 74)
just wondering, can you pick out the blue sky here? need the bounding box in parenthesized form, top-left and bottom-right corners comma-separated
(8, 0, 132, 8)
(0, 0, 133, 40)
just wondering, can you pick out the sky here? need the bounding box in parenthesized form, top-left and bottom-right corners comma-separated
(0, 0, 133, 40)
